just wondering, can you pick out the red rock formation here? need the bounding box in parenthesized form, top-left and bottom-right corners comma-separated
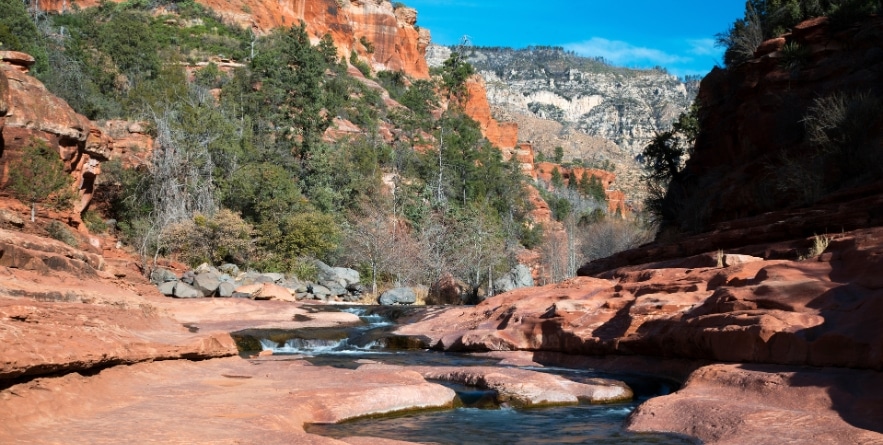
(399, 226, 883, 371)
(38, 0, 430, 79)
(0, 55, 154, 230)
(462, 76, 518, 151)
(677, 16, 883, 229)
(628, 363, 883, 444)
(0, 57, 94, 225)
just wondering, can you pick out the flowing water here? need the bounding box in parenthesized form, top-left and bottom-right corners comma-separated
(232, 306, 693, 445)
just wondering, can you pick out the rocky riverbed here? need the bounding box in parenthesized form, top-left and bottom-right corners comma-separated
(2, 222, 883, 443)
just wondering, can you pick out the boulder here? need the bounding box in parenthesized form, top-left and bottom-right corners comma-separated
(172, 282, 202, 298)
(320, 280, 348, 297)
(262, 272, 285, 283)
(347, 283, 368, 295)
(493, 264, 534, 295)
(256, 283, 294, 301)
(216, 281, 235, 298)
(181, 270, 195, 285)
(149, 268, 178, 285)
(428, 273, 470, 305)
(218, 263, 240, 276)
(310, 284, 332, 297)
(157, 281, 176, 296)
(379, 287, 416, 305)
(315, 260, 360, 286)
(192, 272, 221, 297)
(331, 267, 360, 286)
(232, 283, 262, 299)
(0, 209, 23, 228)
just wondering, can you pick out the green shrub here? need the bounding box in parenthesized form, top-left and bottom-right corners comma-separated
(7, 139, 74, 222)
(779, 41, 810, 70)
(359, 36, 375, 54)
(82, 210, 107, 234)
(47, 221, 79, 247)
(350, 50, 372, 77)
(162, 209, 254, 267)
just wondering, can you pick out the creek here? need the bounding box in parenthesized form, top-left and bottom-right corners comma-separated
(231, 306, 693, 445)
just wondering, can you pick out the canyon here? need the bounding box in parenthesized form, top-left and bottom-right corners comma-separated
(1, 3, 883, 445)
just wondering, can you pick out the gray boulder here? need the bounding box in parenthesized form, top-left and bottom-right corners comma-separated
(172, 282, 202, 298)
(320, 280, 348, 297)
(346, 283, 367, 295)
(315, 260, 360, 286)
(262, 272, 285, 283)
(149, 267, 178, 285)
(157, 281, 177, 296)
(331, 267, 360, 286)
(181, 270, 196, 285)
(217, 281, 236, 298)
(218, 263, 240, 276)
(493, 264, 534, 295)
(192, 272, 222, 297)
(310, 284, 332, 297)
(379, 287, 416, 305)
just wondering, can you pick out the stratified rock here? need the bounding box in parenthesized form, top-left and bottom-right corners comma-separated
(379, 287, 416, 305)
(399, 227, 883, 370)
(0, 51, 35, 73)
(627, 363, 883, 444)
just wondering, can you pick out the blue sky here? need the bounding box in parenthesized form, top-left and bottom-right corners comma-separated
(403, 0, 746, 77)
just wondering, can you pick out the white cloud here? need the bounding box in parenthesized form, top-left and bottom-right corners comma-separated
(687, 38, 718, 56)
(563, 37, 689, 67)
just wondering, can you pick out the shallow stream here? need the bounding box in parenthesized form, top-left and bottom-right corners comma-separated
(232, 306, 693, 445)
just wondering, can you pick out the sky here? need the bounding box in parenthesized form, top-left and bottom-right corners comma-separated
(402, 0, 747, 78)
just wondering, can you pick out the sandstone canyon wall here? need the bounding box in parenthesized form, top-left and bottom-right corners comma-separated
(673, 16, 883, 231)
(38, 0, 431, 79)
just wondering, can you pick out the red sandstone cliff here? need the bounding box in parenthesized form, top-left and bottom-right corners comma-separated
(38, 0, 431, 79)
(0, 53, 148, 231)
(673, 16, 883, 231)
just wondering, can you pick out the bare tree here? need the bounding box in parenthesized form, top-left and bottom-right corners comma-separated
(340, 199, 405, 294)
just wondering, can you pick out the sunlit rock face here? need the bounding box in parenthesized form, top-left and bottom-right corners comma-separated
(38, 0, 431, 79)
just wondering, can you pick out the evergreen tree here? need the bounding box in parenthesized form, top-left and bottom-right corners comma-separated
(550, 167, 564, 189)
(8, 139, 74, 222)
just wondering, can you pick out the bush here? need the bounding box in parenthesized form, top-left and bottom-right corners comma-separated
(46, 221, 79, 247)
(82, 210, 107, 234)
(162, 209, 254, 267)
(7, 139, 74, 221)
(350, 50, 372, 77)
(779, 41, 809, 70)
(579, 219, 655, 263)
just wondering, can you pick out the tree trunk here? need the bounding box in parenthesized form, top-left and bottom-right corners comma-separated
(371, 262, 377, 295)
(30, 202, 36, 222)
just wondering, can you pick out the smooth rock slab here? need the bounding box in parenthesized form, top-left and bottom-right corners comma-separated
(414, 366, 632, 407)
(0, 357, 456, 444)
(627, 363, 883, 444)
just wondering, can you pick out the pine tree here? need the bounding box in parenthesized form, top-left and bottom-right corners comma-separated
(8, 139, 74, 222)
